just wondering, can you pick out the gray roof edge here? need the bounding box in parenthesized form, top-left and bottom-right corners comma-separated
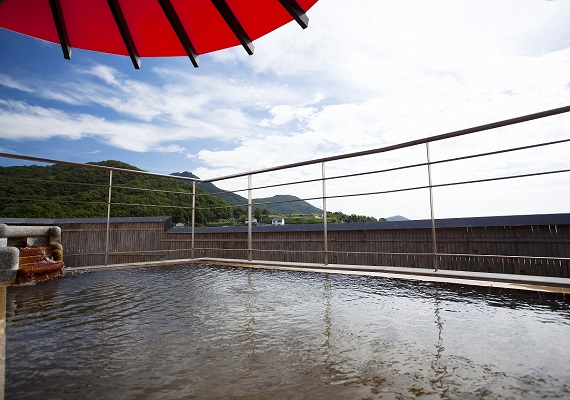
(1, 213, 569, 232)
(170, 213, 570, 234)
(329, 213, 570, 230)
(0, 216, 173, 225)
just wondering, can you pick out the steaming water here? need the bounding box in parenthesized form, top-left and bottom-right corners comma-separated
(5, 264, 570, 399)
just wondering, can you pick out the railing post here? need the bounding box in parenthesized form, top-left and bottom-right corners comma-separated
(191, 180, 196, 259)
(105, 170, 113, 266)
(322, 162, 328, 265)
(426, 143, 439, 271)
(247, 174, 253, 262)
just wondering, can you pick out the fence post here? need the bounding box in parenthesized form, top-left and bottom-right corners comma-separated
(191, 180, 196, 259)
(247, 174, 253, 262)
(322, 162, 328, 265)
(105, 170, 113, 266)
(426, 143, 439, 271)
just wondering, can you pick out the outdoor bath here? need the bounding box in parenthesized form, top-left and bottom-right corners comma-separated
(4, 263, 570, 399)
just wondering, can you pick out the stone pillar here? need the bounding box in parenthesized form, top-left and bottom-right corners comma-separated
(0, 225, 18, 284)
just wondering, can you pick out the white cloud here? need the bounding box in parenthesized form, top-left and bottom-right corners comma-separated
(84, 65, 122, 87)
(0, 100, 93, 140)
(260, 105, 317, 127)
(155, 144, 186, 154)
(0, 100, 195, 152)
(0, 73, 33, 92)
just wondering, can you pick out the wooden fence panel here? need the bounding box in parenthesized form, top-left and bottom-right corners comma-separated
(17, 218, 567, 277)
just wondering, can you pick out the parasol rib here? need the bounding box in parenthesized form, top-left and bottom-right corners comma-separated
(210, 0, 254, 55)
(48, 0, 72, 59)
(157, 0, 200, 67)
(278, 0, 309, 29)
(0, 0, 318, 67)
(107, 0, 141, 69)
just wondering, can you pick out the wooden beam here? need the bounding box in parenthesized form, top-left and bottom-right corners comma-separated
(107, 0, 141, 69)
(278, 0, 309, 29)
(210, 0, 254, 55)
(157, 0, 199, 67)
(48, 0, 72, 59)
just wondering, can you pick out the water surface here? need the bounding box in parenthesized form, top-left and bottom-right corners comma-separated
(6, 264, 570, 399)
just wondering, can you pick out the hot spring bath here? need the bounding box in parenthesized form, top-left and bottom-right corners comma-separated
(5, 264, 570, 399)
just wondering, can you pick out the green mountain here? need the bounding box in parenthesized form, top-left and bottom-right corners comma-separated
(0, 162, 379, 225)
(171, 171, 247, 207)
(386, 215, 409, 221)
(171, 171, 323, 215)
(253, 194, 322, 215)
(0, 161, 245, 226)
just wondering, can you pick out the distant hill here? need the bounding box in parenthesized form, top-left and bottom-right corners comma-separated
(0, 162, 380, 225)
(0, 161, 243, 226)
(171, 171, 322, 215)
(171, 171, 247, 206)
(253, 194, 322, 215)
(386, 215, 409, 221)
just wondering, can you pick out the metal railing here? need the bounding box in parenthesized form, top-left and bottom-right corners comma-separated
(199, 105, 570, 270)
(1, 105, 570, 272)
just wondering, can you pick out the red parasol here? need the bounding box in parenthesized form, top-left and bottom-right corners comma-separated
(0, 0, 318, 68)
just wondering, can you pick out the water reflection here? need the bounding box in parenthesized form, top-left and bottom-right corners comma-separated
(322, 273, 331, 355)
(244, 268, 256, 356)
(430, 288, 448, 398)
(5, 265, 570, 399)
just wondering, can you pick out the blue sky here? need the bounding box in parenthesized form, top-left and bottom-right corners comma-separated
(1, 0, 570, 219)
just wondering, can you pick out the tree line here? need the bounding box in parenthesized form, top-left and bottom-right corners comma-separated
(0, 160, 382, 226)
(0, 161, 244, 226)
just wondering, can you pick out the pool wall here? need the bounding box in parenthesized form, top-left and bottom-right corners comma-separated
(1, 214, 569, 277)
